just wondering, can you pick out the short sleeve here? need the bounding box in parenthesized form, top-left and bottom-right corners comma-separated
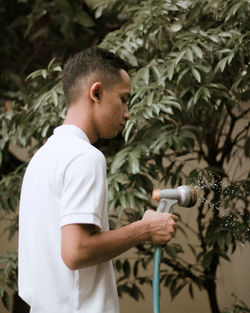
(59, 151, 107, 229)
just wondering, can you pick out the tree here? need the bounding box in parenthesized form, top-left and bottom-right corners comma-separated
(96, 1, 250, 313)
(0, 0, 249, 312)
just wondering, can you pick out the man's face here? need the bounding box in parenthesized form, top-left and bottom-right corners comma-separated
(95, 69, 131, 139)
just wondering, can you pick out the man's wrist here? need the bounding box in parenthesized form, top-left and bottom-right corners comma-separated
(133, 219, 150, 244)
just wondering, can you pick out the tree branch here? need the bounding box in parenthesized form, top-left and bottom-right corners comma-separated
(215, 110, 228, 151)
(218, 104, 236, 166)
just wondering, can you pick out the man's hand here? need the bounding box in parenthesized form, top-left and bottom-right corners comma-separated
(142, 209, 178, 245)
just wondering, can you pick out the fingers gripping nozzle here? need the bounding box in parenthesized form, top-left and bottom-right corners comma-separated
(152, 185, 197, 213)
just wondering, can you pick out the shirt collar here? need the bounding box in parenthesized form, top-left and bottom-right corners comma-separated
(53, 125, 90, 143)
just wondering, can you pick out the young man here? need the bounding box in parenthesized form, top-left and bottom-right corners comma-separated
(18, 47, 178, 313)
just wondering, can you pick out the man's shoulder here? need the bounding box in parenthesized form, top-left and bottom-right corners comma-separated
(52, 132, 106, 168)
(27, 130, 105, 171)
(74, 145, 106, 168)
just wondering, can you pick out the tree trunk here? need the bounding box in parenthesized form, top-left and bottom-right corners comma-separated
(205, 279, 221, 313)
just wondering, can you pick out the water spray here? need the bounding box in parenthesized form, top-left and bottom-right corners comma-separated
(152, 185, 197, 313)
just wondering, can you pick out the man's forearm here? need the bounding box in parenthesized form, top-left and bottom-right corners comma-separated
(61, 210, 177, 270)
(79, 220, 148, 268)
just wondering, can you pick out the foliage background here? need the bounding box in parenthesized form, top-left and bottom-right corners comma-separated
(0, 0, 249, 312)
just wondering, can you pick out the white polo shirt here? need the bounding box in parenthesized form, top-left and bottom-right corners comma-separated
(18, 125, 119, 313)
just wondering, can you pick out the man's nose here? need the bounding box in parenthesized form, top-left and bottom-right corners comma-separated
(124, 106, 130, 120)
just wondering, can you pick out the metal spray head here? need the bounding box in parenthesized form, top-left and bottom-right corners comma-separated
(152, 185, 197, 213)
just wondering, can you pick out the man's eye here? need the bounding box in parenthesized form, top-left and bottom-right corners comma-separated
(121, 97, 127, 103)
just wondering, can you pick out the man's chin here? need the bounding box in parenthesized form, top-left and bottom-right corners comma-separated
(100, 131, 122, 140)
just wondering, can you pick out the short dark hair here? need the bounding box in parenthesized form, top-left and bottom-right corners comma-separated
(62, 47, 129, 104)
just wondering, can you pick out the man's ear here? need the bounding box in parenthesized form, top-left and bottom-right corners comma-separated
(89, 82, 102, 102)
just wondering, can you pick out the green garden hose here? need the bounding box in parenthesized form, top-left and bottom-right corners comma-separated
(153, 245, 162, 313)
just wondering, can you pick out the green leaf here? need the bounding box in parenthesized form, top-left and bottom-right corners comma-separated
(128, 151, 140, 174)
(152, 103, 160, 115)
(180, 86, 191, 98)
(191, 67, 201, 83)
(172, 281, 186, 298)
(164, 274, 174, 287)
(175, 50, 186, 65)
(41, 69, 47, 79)
(146, 92, 154, 106)
(53, 65, 62, 72)
(74, 10, 95, 27)
(52, 91, 58, 107)
(158, 103, 174, 115)
(202, 251, 213, 269)
(161, 97, 181, 110)
(195, 65, 210, 73)
(227, 53, 234, 64)
(217, 57, 228, 73)
(111, 150, 128, 173)
(151, 65, 161, 83)
(166, 245, 177, 259)
(177, 68, 189, 84)
(226, 1, 244, 21)
(166, 62, 175, 81)
(124, 120, 135, 143)
(191, 45, 203, 59)
(209, 35, 219, 43)
(202, 87, 211, 100)
(185, 48, 193, 62)
(2, 291, 10, 310)
(41, 124, 50, 138)
(133, 189, 148, 201)
(123, 51, 138, 67)
(47, 58, 56, 70)
(142, 67, 150, 85)
(119, 193, 127, 209)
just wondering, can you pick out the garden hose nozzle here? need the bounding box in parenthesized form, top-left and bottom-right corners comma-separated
(152, 185, 197, 213)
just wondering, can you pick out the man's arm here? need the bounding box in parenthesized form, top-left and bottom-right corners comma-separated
(61, 210, 178, 270)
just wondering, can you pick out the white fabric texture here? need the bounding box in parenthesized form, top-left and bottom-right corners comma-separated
(18, 125, 119, 313)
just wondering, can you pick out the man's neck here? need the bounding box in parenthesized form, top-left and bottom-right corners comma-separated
(63, 103, 98, 144)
